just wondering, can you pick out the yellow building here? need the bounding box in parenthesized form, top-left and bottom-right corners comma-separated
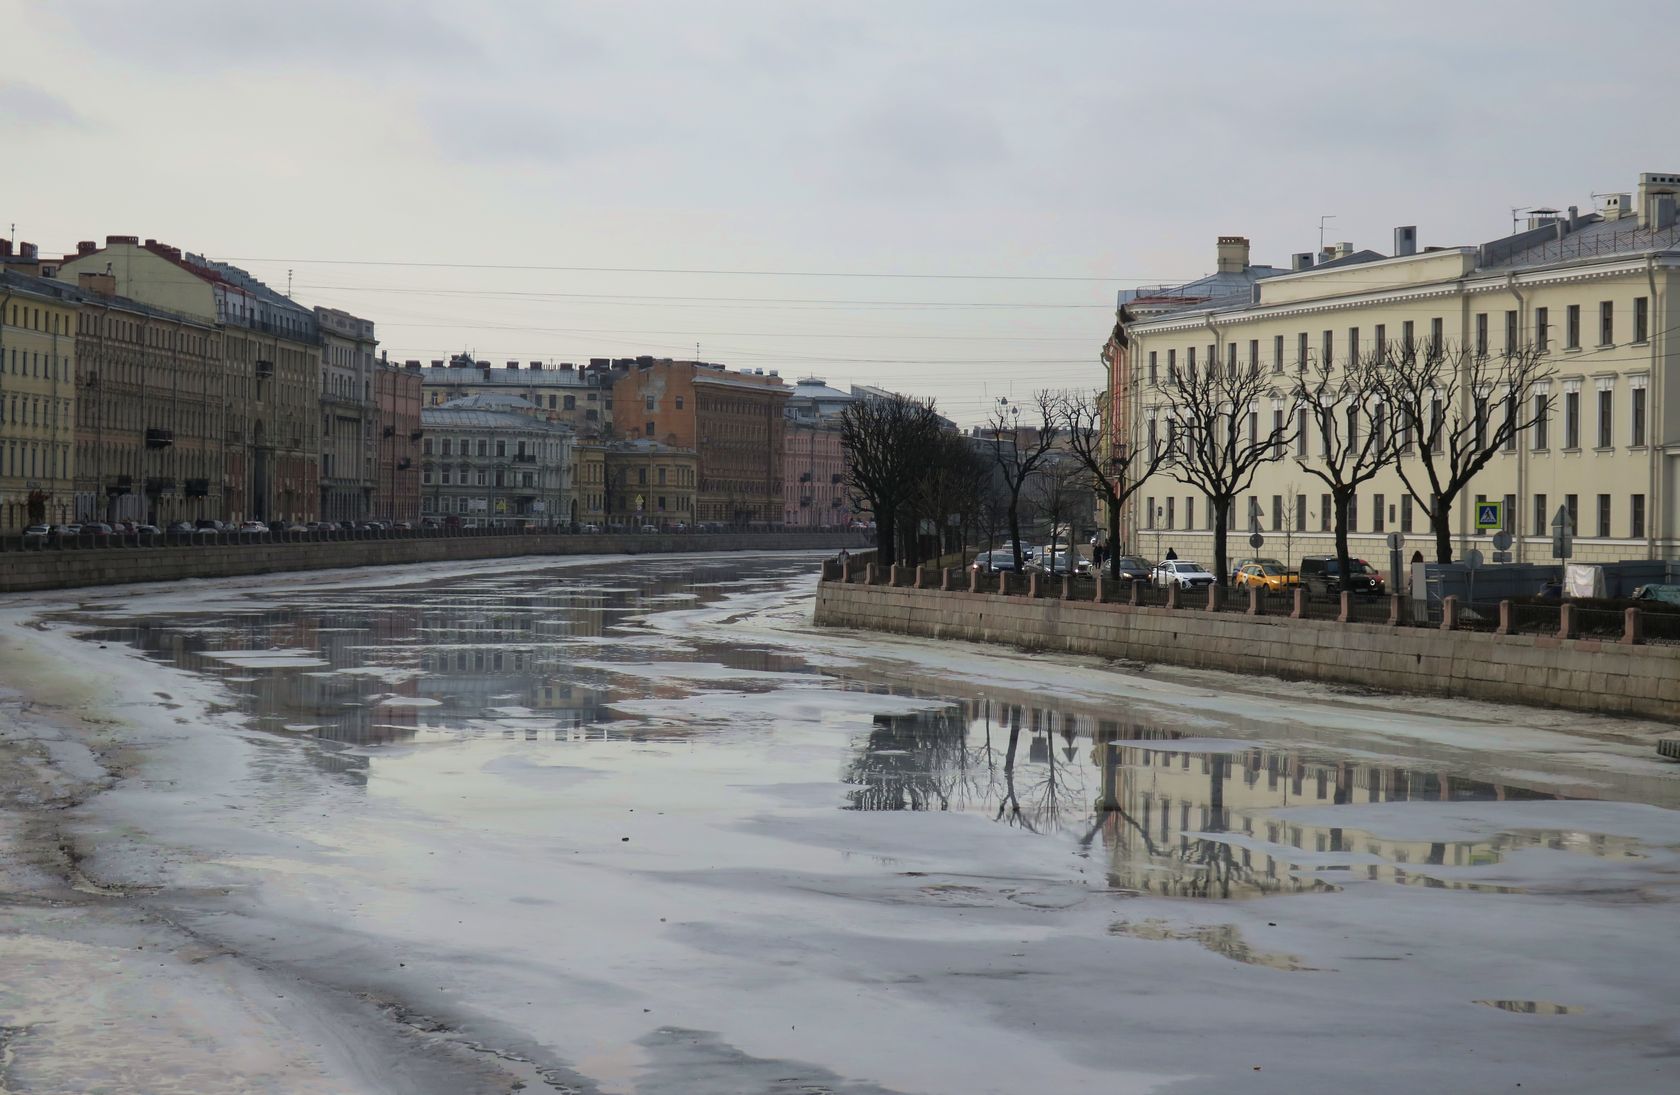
(1117, 172, 1680, 566)
(571, 442, 606, 527)
(0, 270, 79, 530)
(602, 438, 698, 529)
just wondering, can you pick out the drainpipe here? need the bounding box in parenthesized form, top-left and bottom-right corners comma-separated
(1646, 255, 1662, 561)
(0, 288, 11, 531)
(1507, 273, 1527, 563)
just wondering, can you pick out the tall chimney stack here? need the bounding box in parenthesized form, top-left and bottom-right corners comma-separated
(1393, 226, 1417, 257)
(1215, 235, 1250, 273)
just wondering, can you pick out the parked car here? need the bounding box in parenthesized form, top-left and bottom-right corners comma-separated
(22, 524, 50, 544)
(1298, 555, 1386, 597)
(970, 550, 1021, 574)
(1028, 549, 1081, 575)
(639, 523, 660, 533)
(391, 521, 414, 531)
(1235, 563, 1299, 592)
(80, 521, 115, 540)
(579, 522, 602, 533)
(1152, 560, 1216, 589)
(194, 519, 227, 534)
(1104, 556, 1154, 584)
(167, 521, 196, 536)
(237, 520, 270, 536)
(1230, 556, 1286, 581)
(129, 523, 162, 535)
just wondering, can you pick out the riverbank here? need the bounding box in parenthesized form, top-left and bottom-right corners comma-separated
(0, 528, 867, 593)
(813, 568, 1680, 723)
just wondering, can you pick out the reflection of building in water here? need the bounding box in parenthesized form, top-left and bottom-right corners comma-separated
(1093, 738, 1639, 899)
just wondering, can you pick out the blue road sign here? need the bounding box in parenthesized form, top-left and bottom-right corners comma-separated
(1475, 501, 1503, 530)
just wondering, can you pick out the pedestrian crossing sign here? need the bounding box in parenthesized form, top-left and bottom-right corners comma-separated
(1475, 501, 1503, 530)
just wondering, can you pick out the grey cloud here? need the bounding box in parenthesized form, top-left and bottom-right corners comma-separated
(0, 82, 91, 132)
(833, 101, 1010, 195)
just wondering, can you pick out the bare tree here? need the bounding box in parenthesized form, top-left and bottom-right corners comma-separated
(1293, 350, 1403, 592)
(918, 432, 991, 561)
(1374, 343, 1553, 563)
(985, 392, 1060, 571)
(840, 393, 947, 566)
(1049, 387, 1172, 580)
(1155, 359, 1296, 586)
(1026, 455, 1086, 576)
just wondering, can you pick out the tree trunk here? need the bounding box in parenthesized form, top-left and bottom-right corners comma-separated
(1106, 491, 1122, 580)
(1432, 500, 1454, 564)
(876, 511, 895, 566)
(1212, 499, 1230, 587)
(1007, 496, 1024, 571)
(1333, 490, 1353, 593)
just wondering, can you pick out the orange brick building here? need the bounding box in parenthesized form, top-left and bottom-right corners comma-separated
(612, 361, 789, 527)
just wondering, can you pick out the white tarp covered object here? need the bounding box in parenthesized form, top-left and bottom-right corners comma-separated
(1565, 563, 1606, 599)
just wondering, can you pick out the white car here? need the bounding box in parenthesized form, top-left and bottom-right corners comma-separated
(1152, 560, 1216, 588)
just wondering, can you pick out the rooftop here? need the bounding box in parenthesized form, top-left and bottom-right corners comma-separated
(421, 405, 574, 432)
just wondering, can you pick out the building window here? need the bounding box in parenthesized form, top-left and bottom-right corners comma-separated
(1597, 388, 1613, 448)
(1347, 494, 1358, 532)
(1402, 320, 1415, 356)
(1565, 304, 1581, 349)
(1296, 332, 1308, 372)
(1165, 497, 1174, 529)
(563, 395, 576, 410)
(645, 421, 654, 436)
(1375, 324, 1387, 360)
(1536, 307, 1550, 351)
(1227, 343, 1237, 375)
(1347, 327, 1359, 363)
(1321, 329, 1333, 368)
(1505, 310, 1519, 355)
(1474, 314, 1487, 357)
(1148, 351, 1158, 384)
(1565, 493, 1579, 536)
(1532, 394, 1549, 450)
(1599, 301, 1614, 345)
(1501, 394, 1517, 452)
(1533, 493, 1548, 536)
(1167, 349, 1176, 382)
(1295, 408, 1308, 457)
(1632, 494, 1646, 538)
(1596, 494, 1611, 538)
(1272, 335, 1283, 374)
(1401, 495, 1413, 533)
(1295, 494, 1306, 531)
(1319, 494, 1331, 532)
(1634, 297, 1649, 343)
(1372, 493, 1385, 532)
(1271, 408, 1284, 458)
(644, 396, 654, 410)
(1248, 339, 1258, 376)
(1632, 385, 1647, 447)
(1430, 317, 1443, 357)
(1271, 494, 1283, 530)
(1145, 496, 1155, 529)
(1564, 390, 1580, 449)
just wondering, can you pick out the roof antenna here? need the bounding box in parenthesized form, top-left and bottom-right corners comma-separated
(1318, 215, 1336, 252)
(286, 268, 293, 297)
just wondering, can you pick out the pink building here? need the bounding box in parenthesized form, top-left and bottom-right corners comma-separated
(783, 419, 849, 527)
(375, 362, 423, 522)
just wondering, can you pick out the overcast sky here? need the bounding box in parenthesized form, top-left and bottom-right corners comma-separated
(3, 0, 1667, 426)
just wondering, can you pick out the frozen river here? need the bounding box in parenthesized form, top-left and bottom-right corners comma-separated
(2, 551, 1679, 1093)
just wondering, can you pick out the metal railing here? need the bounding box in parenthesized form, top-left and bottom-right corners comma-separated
(0, 524, 867, 554)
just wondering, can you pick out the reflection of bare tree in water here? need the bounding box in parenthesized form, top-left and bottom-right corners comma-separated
(844, 700, 1092, 834)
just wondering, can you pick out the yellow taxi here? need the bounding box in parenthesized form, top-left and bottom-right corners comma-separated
(1235, 563, 1300, 592)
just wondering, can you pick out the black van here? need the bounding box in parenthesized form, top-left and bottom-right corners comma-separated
(1298, 555, 1386, 597)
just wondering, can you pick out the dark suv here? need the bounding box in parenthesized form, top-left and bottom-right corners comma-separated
(1299, 555, 1386, 598)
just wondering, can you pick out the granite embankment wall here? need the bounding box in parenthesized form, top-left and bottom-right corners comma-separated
(812, 567, 1680, 722)
(0, 531, 866, 594)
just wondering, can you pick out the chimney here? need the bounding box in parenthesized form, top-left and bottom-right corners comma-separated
(560, 362, 574, 371)
(0, 239, 10, 258)
(105, 235, 139, 245)
(505, 360, 519, 369)
(529, 362, 543, 371)
(1334, 241, 1354, 259)
(405, 361, 421, 371)
(77, 271, 116, 296)
(1602, 193, 1633, 222)
(1566, 204, 1580, 228)
(77, 240, 97, 257)
(1215, 236, 1249, 273)
(19, 242, 38, 261)
(431, 359, 445, 367)
(1653, 194, 1678, 231)
(1393, 226, 1417, 256)
(1637, 172, 1680, 228)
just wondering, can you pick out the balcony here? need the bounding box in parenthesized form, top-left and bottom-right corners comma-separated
(798, 471, 813, 483)
(512, 453, 537, 464)
(106, 475, 133, 497)
(409, 429, 423, 441)
(255, 360, 275, 379)
(145, 427, 175, 449)
(184, 478, 210, 498)
(397, 458, 413, 471)
(145, 477, 177, 495)
(383, 425, 396, 438)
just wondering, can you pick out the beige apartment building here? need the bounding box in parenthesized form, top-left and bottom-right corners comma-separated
(1116, 171, 1680, 569)
(0, 270, 79, 531)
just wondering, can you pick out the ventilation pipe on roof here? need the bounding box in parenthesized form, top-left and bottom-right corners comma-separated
(1291, 252, 1314, 271)
(1393, 226, 1417, 256)
(1215, 235, 1249, 273)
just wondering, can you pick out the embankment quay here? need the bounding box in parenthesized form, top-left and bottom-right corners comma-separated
(0, 528, 866, 593)
(813, 562, 1680, 723)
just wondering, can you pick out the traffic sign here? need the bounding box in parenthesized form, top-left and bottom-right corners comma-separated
(1248, 532, 1264, 549)
(1491, 530, 1513, 552)
(1385, 531, 1405, 551)
(1475, 501, 1503, 530)
(1551, 505, 1574, 560)
(1464, 548, 1485, 569)
(1492, 550, 1513, 563)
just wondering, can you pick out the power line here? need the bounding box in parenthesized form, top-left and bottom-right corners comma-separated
(221, 256, 1151, 283)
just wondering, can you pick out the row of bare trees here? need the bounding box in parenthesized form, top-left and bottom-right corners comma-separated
(841, 340, 1553, 587)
